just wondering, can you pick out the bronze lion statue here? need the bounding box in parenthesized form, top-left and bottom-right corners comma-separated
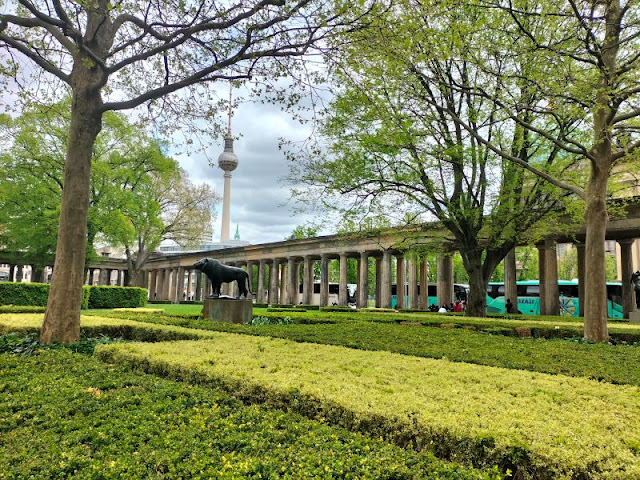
(194, 257, 253, 299)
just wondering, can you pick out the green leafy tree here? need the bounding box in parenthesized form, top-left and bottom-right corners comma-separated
(1, 0, 356, 343)
(448, 0, 640, 340)
(0, 99, 217, 287)
(291, 1, 575, 316)
(0, 99, 172, 264)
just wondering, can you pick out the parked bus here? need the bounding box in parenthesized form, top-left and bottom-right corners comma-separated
(391, 283, 469, 309)
(486, 280, 623, 318)
(298, 282, 357, 305)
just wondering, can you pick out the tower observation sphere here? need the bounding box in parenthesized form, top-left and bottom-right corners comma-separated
(218, 132, 238, 172)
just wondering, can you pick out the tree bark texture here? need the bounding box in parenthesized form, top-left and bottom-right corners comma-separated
(40, 87, 103, 344)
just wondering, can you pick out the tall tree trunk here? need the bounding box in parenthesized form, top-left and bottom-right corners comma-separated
(582, 0, 619, 342)
(583, 167, 610, 342)
(461, 251, 487, 317)
(40, 88, 103, 344)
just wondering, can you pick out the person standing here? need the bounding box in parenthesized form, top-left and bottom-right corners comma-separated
(505, 298, 514, 314)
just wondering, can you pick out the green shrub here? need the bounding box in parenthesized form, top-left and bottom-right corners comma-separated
(147, 300, 173, 304)
(0, 282, 50, 306)
(0, 350, 496, 480)
(99, 334, 640, 479)
(249, 316, 294, 326)
(252, 302, 269, 308)
(270, 303, 294, 308)
(296, 304, 319, 310)
(87, 286, 148, 309)
(361, 307, 396, 313)
(320, 305, 353, 312)
(0, 305, 46, 314)
(0, 282, 90, 309)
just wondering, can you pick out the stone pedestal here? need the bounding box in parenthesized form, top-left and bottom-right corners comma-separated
(629, 310, 640, 324)
(203, 297, 253, 324)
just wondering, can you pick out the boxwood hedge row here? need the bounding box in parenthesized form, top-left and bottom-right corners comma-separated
(0, 283, 146, 309)
(97, 335, 640, 479)
(0, 349, 497, 480)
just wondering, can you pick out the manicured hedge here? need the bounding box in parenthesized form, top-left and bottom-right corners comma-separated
(0, 305, 46, 314)
(98, 334, 640, 479)
(0, 313, 213, 342)
(90, 310, 640, 387)
(0, 282, 90, 308)
(0, 349, 495, 480)
(87, 286, 148, 309)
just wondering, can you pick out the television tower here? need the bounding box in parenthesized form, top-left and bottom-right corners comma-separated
(217, 85, 238, 242)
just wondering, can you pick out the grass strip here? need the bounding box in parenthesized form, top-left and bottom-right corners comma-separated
(0, 349, 496, 480)
(97, 334, 640, 479)
(87, 311, 640, 387)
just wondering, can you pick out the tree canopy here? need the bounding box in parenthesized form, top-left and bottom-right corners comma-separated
(0, 0, 362, 343)
(291, 0, 578, 316)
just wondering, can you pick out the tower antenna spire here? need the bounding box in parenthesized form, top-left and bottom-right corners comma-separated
(227, 82, 233, 135)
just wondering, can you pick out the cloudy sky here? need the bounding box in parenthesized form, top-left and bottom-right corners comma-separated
(174, 98, 321, 246)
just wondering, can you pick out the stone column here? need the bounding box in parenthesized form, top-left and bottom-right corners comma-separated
(15, 265, 23, 283)
(358, 252, 369, 308)
(437, 255, 454, 307)
(269, 259, 279, 305)
(164, 268, 173, 301)
(319, 254, 329, 306)
(620, 239, 636, 319)
(287, 257, 297, 304)
(303, 256, 313, 305)
(257, 260, 266, 303)
(205, 275, 212, 298)
(537, 244, 546, 315)
(156, 269, 165, 300)
(356, 256, 361, 306)
(149, 270, 158, 299)
(576, 242, 586, 317)
(279, 262, 287, 303)
(246, 261, 256, 299)
(195, 271, 203, 301)
(175, 267, 185, 303)
(186, 269, 193, 300)
(339, 253, 349, 305)
(380, 251, 392, 309)
(504, 247, 518, 311)
(375, 257, 382, 308)
(396, 254, 405, 310)
(98, 268, 108, 286)
(544, 237, 559, 316)
(407, 257, 418, 309)
(419, 258, 429, 309)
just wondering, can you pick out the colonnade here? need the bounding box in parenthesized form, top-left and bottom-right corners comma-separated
(0, 263, 131, 287)
(144, 251, 457, 309)
(142, 236, 638, 319)
(85, 267, 129, 286)
(0, 264, 52, 283)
